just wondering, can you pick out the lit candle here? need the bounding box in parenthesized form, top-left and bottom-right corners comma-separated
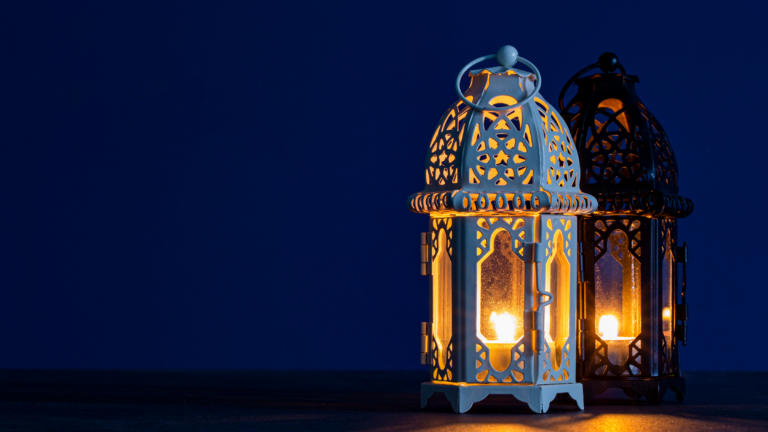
(598, 314, 634, 367)
(486, 311, 519, 372)
(662, 307, 672, 333)
(490, 311, 516, 343)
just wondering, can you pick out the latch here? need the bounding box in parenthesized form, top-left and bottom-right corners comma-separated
(420, 322, 432, 365)
(523, 242, 543, 263)
(530, 310, 545, 352)
(578, 318, 587, 362)
(420, 232, 430, 276)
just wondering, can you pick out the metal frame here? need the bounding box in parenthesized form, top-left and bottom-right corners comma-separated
(577, 216, 685, 403)
(454, 47, 542, 112)
(422, 215, 584, 413)
(409, 46, 597, 414)
(559, 69, 692, 217)
(407, 58, 597, 216)
(559, 56, 693, 404)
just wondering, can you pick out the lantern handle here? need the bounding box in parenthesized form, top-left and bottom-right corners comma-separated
(455, 46, 542, 112)
(557, 53, 627, 113)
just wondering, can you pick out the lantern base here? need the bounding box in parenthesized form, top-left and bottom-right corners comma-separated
(580, 376, 685, 405)
(420, 382, 584, 414)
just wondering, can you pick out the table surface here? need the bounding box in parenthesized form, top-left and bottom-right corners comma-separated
(0, 370, 765, 431)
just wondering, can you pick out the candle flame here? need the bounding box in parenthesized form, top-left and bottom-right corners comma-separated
(490, 311, 516, 343)
(598, 314, 619, 340)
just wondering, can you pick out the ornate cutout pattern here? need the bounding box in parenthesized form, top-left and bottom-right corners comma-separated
(473, 216, 532, 384)
(536, 97, 579, 189)
(431, 337, 454, 381)
(539, 216, 576, 383)
(583, 98, 646, 186)
(589, 334, 643, 377)
(408, 190, 596, 215)
(430, 217, 453, 381)
(587, 217, 646, 377)
(425, 100, 471, 188)
(476, 216, 527, 259)
(637, 102, 678, 191)
(594, 218, 642, 262)
(561, 74, 684, 198)
(474, 340, 527, 383)
(431, 218, 453, 260)
(660, 218, 678, 375)
(467, 97, 534, 188)
(592, 191, 693, 218)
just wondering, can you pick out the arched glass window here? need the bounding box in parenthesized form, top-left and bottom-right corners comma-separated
(479, 229, 524, 371)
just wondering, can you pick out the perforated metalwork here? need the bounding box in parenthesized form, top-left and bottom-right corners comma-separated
(560, 73, 691, 218)
(409, 69, 597, 216)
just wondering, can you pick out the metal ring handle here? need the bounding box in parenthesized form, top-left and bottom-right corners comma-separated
(455, 51, 542, 112)
(558, 57, 626, 112)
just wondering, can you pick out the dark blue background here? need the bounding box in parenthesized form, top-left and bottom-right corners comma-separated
(0, 1, 764, 370)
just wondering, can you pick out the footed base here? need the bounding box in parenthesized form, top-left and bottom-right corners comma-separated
(581, 376, 685, 405)
(421, 382, 584, 414)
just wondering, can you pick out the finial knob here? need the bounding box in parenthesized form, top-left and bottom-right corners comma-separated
(598, 52, 620, 72)
(496, 45, 518, 68)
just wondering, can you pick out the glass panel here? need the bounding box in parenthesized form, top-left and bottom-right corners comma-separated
(479, 229, 524, 371)
(661, 228, 674, 361)
(433, 228, 452, 370)
(595, 227, 641, 369)
(545, 229, 570, 371)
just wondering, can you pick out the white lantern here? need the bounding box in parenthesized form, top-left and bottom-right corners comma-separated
(410, 46, 597, 413)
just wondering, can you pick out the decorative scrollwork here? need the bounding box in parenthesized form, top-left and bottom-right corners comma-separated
(411, 68, 597, 218)
(473, 339, 527, 384)
(593, 191, 693, 218)
(431, 336, 453, 382)
(407, 190, 598, 215)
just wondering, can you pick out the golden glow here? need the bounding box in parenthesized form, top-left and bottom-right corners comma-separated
(597, 98, 629, 131)
(433, 228, 452, 371)
(593, 225, 641, 373)
(599, 314, 619, 340)
(662, 227, 674, 361)
(478, 227, 525, 373)
(545, 226, 571, 371)
(490, 312, 516, 343)
(489, 95, 518, 107)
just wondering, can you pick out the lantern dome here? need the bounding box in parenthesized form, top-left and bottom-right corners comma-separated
(408, 49, 597, 216)
(558, 56, 693, 218)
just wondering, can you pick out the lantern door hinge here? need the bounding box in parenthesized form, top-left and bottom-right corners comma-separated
(578, 318, 587, 362)
(420, 322, 432, 365)
(528, 310, 546, 352)
(420, 232, 430, 276)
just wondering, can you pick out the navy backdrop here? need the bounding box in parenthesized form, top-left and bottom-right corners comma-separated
(0, 1, 765, 371)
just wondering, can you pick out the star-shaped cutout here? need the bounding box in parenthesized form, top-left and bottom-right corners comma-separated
(493, 150, 510, 166)
(438, 150, 447, 166)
